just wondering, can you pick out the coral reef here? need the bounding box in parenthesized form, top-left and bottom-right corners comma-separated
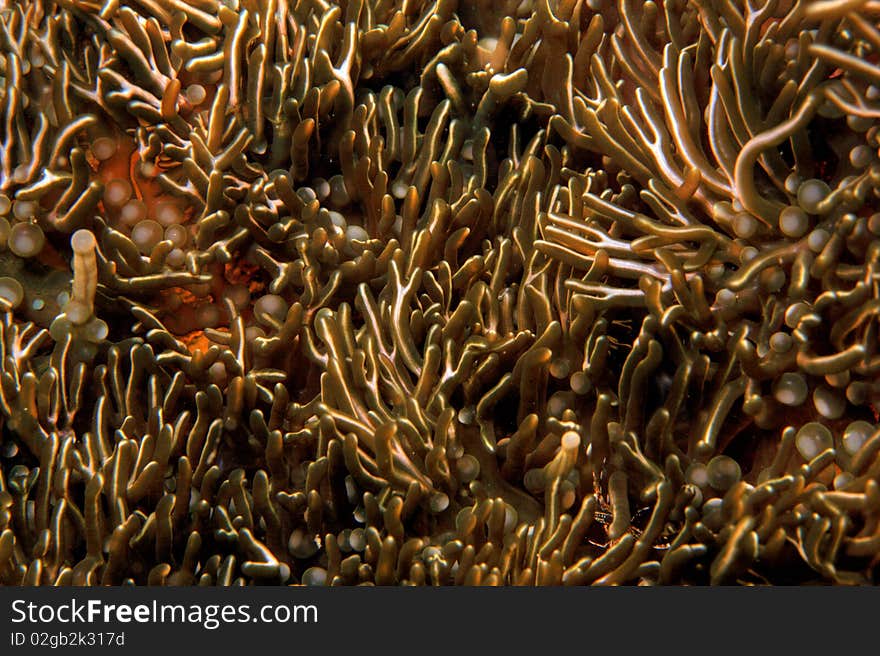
(1, 0, 880, 585)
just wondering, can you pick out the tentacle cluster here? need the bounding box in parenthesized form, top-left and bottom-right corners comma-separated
(1, 0, 880, 585)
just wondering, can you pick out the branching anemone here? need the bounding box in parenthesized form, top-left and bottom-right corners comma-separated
(1, 0, 880, 586)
